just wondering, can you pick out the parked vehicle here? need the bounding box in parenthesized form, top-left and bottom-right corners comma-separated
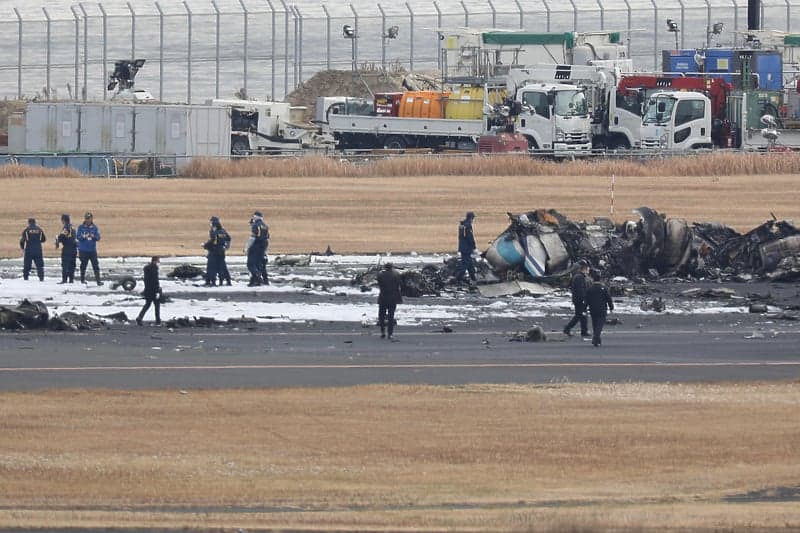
(208, 99, 334, 154)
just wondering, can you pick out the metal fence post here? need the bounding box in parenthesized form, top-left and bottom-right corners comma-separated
(433, 1, 442, 68)
(212, 0, 220, 99)
(350, 3, 359, 74)
(100, 2, 107, 101)
(14, 8, 22, 99)
(127, 2, 135, 58)
(622, 0, 631, 58)
(461, 0, 469, 27)
(406, 2, 414, 72)
(596, 0, 604, 30)
(294, 6, 303, 85)
(650, 0, 658, 70)
(184, 0, 192, 103)
(541, 0, 551, 32)
(379, 3, 386, 70)
(155, 2, 164, 101)
(786, 0, 791, 33)
(568, 0, 577, 30)
(239, 0, 248, 99)
(282, 0, 290, 98)
(488, 0, 496, 28)
(266, 0, 276, 99)
(71, 5, 80, 100)
(322, 5, 331, 71)
(43, 8, 51, 100)
(513, 0, 523, 29)
(80, 3, 88, 100)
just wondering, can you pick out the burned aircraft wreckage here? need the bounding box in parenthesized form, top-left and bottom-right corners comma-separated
(354, 207, 800, 297)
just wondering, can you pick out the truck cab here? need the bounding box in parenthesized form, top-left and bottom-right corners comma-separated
(640, 91, 712, 150)
(513, 82, 592, 156)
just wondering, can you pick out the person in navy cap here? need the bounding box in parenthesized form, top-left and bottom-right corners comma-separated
(77, 211, 102, 285)
(19, 217, 46, 281)
(55, 214, 78, 284)
(203, 216, 231, 286)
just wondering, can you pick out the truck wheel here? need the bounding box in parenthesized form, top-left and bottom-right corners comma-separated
(525, 137, 539, 152)
(384, 136, 407, 150)
(232, 139, 250, 155)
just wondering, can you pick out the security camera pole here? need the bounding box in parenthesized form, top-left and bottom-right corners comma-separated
(666, 19, 679, 50)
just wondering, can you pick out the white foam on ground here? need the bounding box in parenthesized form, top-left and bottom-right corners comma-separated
(0, 255, 748, 325)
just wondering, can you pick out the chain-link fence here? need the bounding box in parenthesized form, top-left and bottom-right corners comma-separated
(1, 0, 800, 103)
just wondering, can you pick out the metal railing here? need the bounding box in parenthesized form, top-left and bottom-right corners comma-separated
(1, 0, 799, 104)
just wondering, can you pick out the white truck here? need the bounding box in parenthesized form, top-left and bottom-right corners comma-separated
(322, 69, 593, 156)
(639, 91, 713, 150)
(207, 99, 334, 154)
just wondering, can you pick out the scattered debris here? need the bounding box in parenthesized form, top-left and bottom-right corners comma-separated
(167, 264, 205, 279)
(478, 280, 553, 298)
(109, 275, 137, 291)
(640, 297, 666, 313)
(0, 299, 49, 329)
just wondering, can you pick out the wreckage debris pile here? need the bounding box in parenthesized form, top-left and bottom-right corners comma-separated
(482, 207, 800, 282)
(352, 208, 800, 293)
(0, 300, 109, 331)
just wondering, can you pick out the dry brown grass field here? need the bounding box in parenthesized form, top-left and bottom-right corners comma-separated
(0, 384, 798, 530)
(0, 170, 797, 258)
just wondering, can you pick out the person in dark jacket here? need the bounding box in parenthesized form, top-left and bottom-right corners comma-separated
(55, 214, 78, 284)
(455, 211, 477, 284)
(585, 269, 614, 347)
(77, 212, 102, 285)
(563, 259, 590, 337)
(203, 216, 231, 286)
(245, 211, 269, 287)
(19, 217, 46, 281)
(136, 256, 162, 326)
(377, 262, 403, 339)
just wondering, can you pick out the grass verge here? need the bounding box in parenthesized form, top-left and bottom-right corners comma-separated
(0, 383, 798, 530)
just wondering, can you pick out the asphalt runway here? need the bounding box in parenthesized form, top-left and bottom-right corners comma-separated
(1, 312, 799, 391)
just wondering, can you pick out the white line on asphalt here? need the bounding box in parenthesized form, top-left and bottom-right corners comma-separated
(1, 361, 799, 372)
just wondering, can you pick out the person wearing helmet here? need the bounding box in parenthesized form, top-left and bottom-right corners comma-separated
(455, 211, 477, 285)
(19, 217, 46, 281)
(563, 259, 591, 337)
(55, 214, 78, 284)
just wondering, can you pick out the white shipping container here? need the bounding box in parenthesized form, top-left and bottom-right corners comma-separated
(15, 103, 231, 164)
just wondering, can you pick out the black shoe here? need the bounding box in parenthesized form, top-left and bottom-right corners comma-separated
(58, 281, 67, 285)
(136, 318, 143, 326)
(562, 328, 572, 337)
(225, 281, 232, 286)
(155, 320, 161, 326)
(96, 280, 104, 286)
(580, 332, 591, 338)
(380, 333, 386, 339)
(387, 334, 393, 340)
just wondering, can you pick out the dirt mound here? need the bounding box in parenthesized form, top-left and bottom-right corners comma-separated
(286, 69, 441, 119)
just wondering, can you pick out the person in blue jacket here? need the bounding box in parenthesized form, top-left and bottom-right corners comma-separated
(454, 211, 477, 284)
(19, 217, 46, 281)
(245, 211, 269, 287)
(77, 211, 103, 286)
(55, 213, 78, 284)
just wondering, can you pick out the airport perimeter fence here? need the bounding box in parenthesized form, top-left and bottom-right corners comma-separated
(1, 0, 800, 106)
